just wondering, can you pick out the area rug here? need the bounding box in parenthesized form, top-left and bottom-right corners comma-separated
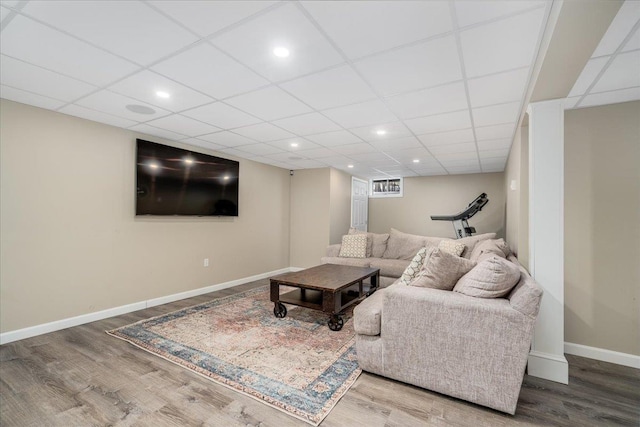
(106, 286, 361, 425)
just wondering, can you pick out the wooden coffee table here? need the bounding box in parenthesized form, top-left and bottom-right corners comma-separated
(270, 264, 380, 331)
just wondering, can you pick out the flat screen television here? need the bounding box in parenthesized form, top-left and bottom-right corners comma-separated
(136, 139, 239, 216)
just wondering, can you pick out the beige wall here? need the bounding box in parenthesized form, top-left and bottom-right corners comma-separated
(0, 100, 291, 333)
(329, 168, 352, 245)
(504, 125, 530, 268)
(289, 168, 331, 268)
(564, 101, 640, 356)
(368, 173, 505, 238)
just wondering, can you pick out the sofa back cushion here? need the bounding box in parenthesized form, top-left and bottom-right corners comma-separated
(409, 248, 476, 290)
(453, 256, 521, 298)
(506, 255, 544, 318)
(383, 228, 443, 260)
(339, 234, 368, 258)
(457, 233, 497, 258)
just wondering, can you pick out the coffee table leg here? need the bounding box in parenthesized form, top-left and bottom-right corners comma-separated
(274, 302, 287, 318)
(328, 314, 344, 331)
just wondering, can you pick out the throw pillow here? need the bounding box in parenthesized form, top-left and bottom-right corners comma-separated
(409, 248, 476, 290)
(457, 233, 497, 258)
(438, 239, 466, 257)
(338, 234, 368, 258)
(348, 228, 373, 257)
(398, 247, 429, 285)
(469, 238, 511, 263)
(453, 256, 521, 298)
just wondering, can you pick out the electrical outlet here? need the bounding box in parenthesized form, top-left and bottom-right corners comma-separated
(203, 258, 209, 267)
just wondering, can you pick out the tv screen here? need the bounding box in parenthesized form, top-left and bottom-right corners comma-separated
(136, 139, 239, 216)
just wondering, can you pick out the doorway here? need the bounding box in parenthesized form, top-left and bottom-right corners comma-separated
(351, 177, 368, 231)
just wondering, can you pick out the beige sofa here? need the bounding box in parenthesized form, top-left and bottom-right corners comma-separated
(321, 228, 496, 287)
(353, 254, 543, 415)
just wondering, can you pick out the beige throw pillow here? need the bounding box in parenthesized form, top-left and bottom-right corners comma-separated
(409, 248, 476, 290)
(339, 234, 368, 258)
(457, 233, 497, 258)
(348, 228, 373, 257)
(398, 247, 428, 285)
(438, 239, 466, 257)
(454, 256, 521, 298)
(469, 238, 511, 263)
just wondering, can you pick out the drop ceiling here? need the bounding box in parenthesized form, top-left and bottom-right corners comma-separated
(0, 1, 637, 179)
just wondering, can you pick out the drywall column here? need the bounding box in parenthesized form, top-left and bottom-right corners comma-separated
(526, 99, 568, 384)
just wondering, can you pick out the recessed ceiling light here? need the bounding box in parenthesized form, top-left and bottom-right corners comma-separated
(156, 91, 170, 99)
(347, 164, 354, 168)
(413, 159, 420, 163)
(290, 142, 299, 147)
(126, 104, 156, 115)
(375, 129, 387, 136)
(273, 46, 290, 58)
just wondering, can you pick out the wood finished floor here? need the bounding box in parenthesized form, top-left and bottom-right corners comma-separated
(1, 279, 639, 427)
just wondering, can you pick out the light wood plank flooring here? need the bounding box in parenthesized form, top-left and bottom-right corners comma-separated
(1, 279, 639, 426)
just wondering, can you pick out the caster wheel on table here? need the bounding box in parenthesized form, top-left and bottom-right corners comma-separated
(274, 302, 287, 318)
(328, 315, 344, 331)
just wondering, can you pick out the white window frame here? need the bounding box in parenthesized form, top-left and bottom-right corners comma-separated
(369, 177, 403, 198)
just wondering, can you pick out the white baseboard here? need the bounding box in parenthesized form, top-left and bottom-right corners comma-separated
(565, 342, 640, 369)
(528, 350, 569, 384)
(0, 267, 293, 345)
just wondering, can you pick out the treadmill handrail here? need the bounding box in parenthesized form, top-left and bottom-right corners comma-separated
(430, 193, 488, 221)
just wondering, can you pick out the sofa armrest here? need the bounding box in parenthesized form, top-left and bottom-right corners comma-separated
(380, 285, 535, 414)
(326, 244, 341, 257)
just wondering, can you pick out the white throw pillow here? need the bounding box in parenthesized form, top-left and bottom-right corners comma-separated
(338, 234, 368, 258)
(398, 247, 429, 285)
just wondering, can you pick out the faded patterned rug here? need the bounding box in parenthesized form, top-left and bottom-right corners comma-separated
(107, 286, 360, 425)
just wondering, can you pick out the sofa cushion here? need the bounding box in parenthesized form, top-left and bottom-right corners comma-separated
(457, 233, 497, 258)
(395, 247, 428, 285)
(383, 228, 427, 260)
(469, 238, 511, 263)
(410, 248, 476, 290)
(339, 234, 368, 258)
(353, 289, 385, 336)
(454, 256, 521, 298)
(438, 239, 466, 256)
(320, 257, 371, 268)
(371, 258, 412, 280)
(371, 233, 390, 258)
(507, 255, 544, 318)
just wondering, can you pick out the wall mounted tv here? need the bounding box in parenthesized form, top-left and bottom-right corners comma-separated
(136, 139, 239, 216)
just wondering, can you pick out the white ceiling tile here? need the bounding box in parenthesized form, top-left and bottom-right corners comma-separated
(564, 96, 580, 110)
(477, 138, 512, 151)
(331, 142, 377, 156)
(320, 155, 357, 167)
(232, 122, 295, 142)
(181, 138, 227, 152)
(149, 1, 276, 37)
(0, 55, 96, 102)
(219, 147, 258, 160)
(234, 143, 285, 157)
(272, 112, 341, 135)
(455, 1, 546, 28)
(467, 67, 529, 108)
(59, 104, 138, 128)
(419, 129, 475, 146)
(323, 99, 397, 128)
(479, 149, 510, 160)
(198, 131, 255, 147)
(225, 86, 312, 121)
(302, 0, 452, 59)
(386, 82, 468, 119)
(288, 159, 329, 169)
(23, 1, 198, 65)
(76, 90, 171, 121)
(108, 70, 214, 112)
(429, 142, 477, 155)
(211, 3, 344, 82)
(391, 147, 434, 162)
(472, 102, 520, 127)
(0, 15, 138, 85)
(446, 166, 482, 175)
(266, 152, 312, 163)
(404, 110, 471, 135)
(355, 35, 462, 96)
(475, 123, 515, 141)
(350, 121, 413, 142)
(460, 8, 545, 78)
(280, 64, 376, 110)
(593, 0, 640, 56)
(305, 130, 363, 146)
(348, 152, 395, 163)
(152, 43, 269, 99)
(181, 102, 261, 129)
(0, 85, 66, 110)
(1, 6, 12, 23)
(591, 50, 640, 93)
(412, 167, 447, 176)
(623, 27, 640, 52)
(579, 87, 640, 108)
(568, 57, 609, 97)
(130, 123, 188, 141)
(436, 151, 479, 162)
(480, 156, 507, 168)
(267, 138, 322, 151)
(370, 136, 422, 151)
(295, 147, 337, 159)
(145, 114, 221, 137)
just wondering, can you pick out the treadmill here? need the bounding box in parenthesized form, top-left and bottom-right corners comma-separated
(430, 193, 489, 239)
